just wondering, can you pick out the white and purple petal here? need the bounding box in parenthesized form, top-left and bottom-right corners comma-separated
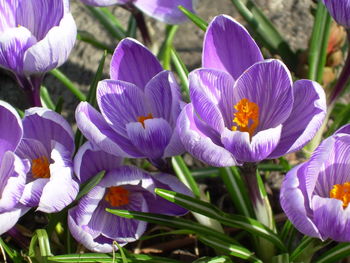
(110, 38, 162, 89)
(126, 118, 172, 160)
(76, 102, 142, 158)
(221, 125, 282, 163)
(323, 0, 350, 28)
(280, 164, 321, 238)
(134, 0, 194, 24)
(97, 79, 147, 136)
(202, 15, 263, 79)
(178, 103, 238, 167)
(233, 59, 294, 131)
(74, 142, 123, 184)
(269, 79, 327, 159)
(144, 70, 182, 127)
(22, 107, 75, 155)
(189, 68, 234, 132)
(0, 151, 29, 212)
(0, 26, 36, 75)
(23, 12, 76, 74)
(0, 100, 23, 161)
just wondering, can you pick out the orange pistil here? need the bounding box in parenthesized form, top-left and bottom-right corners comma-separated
(31, 156, 50, 179)
(231, 98, 259, 138)
(137, 113, 153, 128)
(104, 186, 130, 207)
(330, 182, 350, 208)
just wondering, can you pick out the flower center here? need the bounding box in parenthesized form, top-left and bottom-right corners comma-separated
(104, 186, 130, 207)
(137, 113, 153, 128)
(330, 182, 350, 208)
(31, 156, 50, 179)
(231, 98, 259, 137)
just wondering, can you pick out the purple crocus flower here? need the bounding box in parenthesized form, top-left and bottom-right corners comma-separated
(68, 142, 191, 252)
(76, 38, 184, 167)
(0, 100, 30, 235)
(80, 0, 194, 24)
(15, 107, 79, 213)
(0, 0, 77, 106)
(280, 124, 350, 241)
(177, 15, 327, 166)
(323, 0, 350, 28)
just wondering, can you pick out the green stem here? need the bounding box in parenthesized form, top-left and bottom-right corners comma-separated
(241, 163, 275, 262)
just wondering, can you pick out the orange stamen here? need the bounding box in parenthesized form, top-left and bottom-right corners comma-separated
(31, 156, 50, 179)
(137, 113, 153, 128)
(330, 182, 350, 208)
(105, 186, 130, 207)
(231, 98, 259, 138)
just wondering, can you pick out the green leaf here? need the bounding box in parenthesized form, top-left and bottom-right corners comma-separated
(308, 1, 332, 82)
(171, 156, 201, 198)
(126, 15, 137, 38)
(178, 5, 208, 31)
(85, 6, 126, 40)
(29, 229, 52, 263)
(198, 235, 262, 262)
(77, 31, 113, 54)
(170, 48, 189, 100)
(271, 253, 289, 263)
(0, 237, 22, 263)
(154, 188, 286, 252)
(219, 167, 254, 218)
(140, 229, 194, 241)
(230, 0, 296, 69)
(280, 220, 296, 251)
(49, 253, 183, 263)
(193, 256, 233, 263)
(106, 209, 238, 246)
(158, 25, 179, 70)
(289, 236, 316, 262)
(55, 97, 64, 114)
(40, 86, 55, 110)
(76, 171, 105, 201)
(49, 69, 86, 101)
(316, 242, 350, 263)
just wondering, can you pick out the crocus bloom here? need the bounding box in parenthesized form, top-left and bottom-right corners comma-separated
(280, 124, 350, 241)
(177, 15, 327, 166)
(80, 0, 194, 24)
(68, 142, 191, 252)
(323, 0, 350, 28)
(0, 100, 30, 235)
(76, 38, 184, 167)
(15, 107, 79, 213)
(0, 0, 76, 106)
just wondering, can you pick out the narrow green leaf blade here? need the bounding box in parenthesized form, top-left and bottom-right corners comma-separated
(198, 235, 262, 262)
(178, 5, 208, 31)
(106, 209, 238, 245)
(49, 69, 86, 101)
(316, 242, 350, 263)
(76, 171, 105, 201)
(85, 6, 126, 40)
(155, 188, 286, 251)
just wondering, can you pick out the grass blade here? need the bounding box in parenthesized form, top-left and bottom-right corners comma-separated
(178, 5, 208, 31)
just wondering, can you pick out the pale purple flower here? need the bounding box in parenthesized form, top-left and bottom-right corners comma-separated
(323, 0, 350, 28)
(68, 142, 191, 252)
(76, 38, 184, 167)
(80, 0, 195, 24)
(0, 100, 30, 235)
(15, 107, 79, 213)
(0, 0, 77, 106)
(280, 124, 350, 242)
(177, 15, 327, 166)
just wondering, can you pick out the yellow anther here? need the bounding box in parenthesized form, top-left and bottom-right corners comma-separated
(231, 98, 259, 138)
(105, 186, 130, 207)
(32, 156, 50, 179)
(330, 182, 350, 208)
